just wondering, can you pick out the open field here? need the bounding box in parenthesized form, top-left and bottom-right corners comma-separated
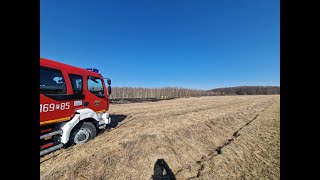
(40, 95, 280, 180)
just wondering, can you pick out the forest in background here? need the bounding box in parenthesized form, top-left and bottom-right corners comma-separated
(109, 86, 280, 100)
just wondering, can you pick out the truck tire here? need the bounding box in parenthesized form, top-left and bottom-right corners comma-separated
(69, 122, 97, 145)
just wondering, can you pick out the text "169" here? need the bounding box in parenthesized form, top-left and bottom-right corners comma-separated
(40, 102, 70, 113)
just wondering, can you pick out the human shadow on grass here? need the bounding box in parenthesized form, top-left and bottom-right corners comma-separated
(151, 159, 176, 180)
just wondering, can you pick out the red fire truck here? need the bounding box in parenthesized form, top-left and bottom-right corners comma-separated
(40, 57, 112, 156)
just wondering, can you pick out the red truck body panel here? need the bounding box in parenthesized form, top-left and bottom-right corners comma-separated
(40, 57, 110, 126)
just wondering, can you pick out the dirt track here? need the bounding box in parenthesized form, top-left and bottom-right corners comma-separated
(40, 95, 280, 180)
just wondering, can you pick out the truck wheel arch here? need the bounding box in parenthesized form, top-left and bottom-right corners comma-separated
(59, 108, 100, 144)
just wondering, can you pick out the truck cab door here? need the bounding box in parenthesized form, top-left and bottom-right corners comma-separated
(85, 76, 107, 112)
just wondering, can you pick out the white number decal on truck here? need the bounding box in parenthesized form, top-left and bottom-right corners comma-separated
(40, 102, 70, 113)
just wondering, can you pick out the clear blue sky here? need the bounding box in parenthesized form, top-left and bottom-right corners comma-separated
(40, 0, 279, 90)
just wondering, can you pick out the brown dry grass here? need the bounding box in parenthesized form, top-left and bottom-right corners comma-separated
(40, 95, 280, 180)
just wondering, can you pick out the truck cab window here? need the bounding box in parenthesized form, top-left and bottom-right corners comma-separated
(69, 74, 83, 94)
(40, 67, 66, 94)
(88, 76, 104, 97)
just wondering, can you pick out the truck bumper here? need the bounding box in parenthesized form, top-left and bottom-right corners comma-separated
(98, 112, 111, 129)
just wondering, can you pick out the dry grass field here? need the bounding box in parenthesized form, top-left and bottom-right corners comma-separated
(40, 95, 280, 180)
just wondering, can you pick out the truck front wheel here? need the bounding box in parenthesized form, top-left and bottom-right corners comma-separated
(69, 122, 97, 145)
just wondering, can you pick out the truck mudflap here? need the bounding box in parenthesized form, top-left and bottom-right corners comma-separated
(98, 112, 111, 129)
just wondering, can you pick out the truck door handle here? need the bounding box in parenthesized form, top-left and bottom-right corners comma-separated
(84, 102, 89, 106)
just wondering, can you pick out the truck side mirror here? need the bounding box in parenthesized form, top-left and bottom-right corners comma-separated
(107, 86, 112, 95)
(106, 78, 111, 86)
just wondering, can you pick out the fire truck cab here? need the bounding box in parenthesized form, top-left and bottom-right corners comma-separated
(40, 57, 112, 156)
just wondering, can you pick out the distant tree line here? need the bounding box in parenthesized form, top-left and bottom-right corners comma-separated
(209, 86, 280, 95)
(109, 86, 280, 99)
(110, 87, 210, 99)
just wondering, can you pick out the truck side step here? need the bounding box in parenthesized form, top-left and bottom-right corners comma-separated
(40, 144, 63, 156)
(40, 130, 63, 140)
